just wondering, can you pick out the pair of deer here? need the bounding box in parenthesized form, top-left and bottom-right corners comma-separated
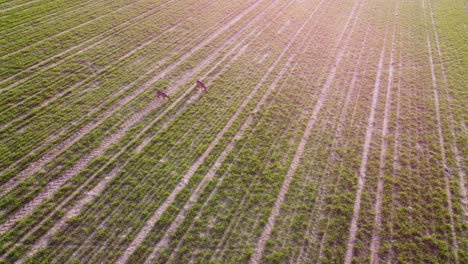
(156, 80, 207, 100)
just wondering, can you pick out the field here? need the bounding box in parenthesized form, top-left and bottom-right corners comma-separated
(0, 0, 466, 263)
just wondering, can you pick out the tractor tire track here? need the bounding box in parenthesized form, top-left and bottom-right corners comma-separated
(422, 0, 459, 262)
(13, 21, 260, 262)
(0, 0, 255, 192)
(0, 0, 178, 89)
(0, 0, 41, 13)
(344, 27, 388, 264)
(0, 0, 154, 60)
(369, 6, 398, 262)
(0, 0, 95, 35)
(145, 53, 295, 264)
(296, 24, 371, 263)
(386, 51, 402, 264)
(250, 0, 366, 262)
(0, 0, 269, 235)
(427, 0, 467, 220)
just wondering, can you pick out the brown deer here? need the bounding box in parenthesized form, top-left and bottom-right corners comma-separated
(196, 80, 207, 92)
(156, 90, 170, 100)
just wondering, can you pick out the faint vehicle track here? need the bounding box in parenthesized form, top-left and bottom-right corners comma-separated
(0, 0, 95, 34)
(14, 21, 259, 263)
(0, 0, 269, 236)
(0, 0, 155, 60)
(427, 0, 467, 220)
(296, 24, 371, 263)
(0, 0, 41, 13)
(0, 0, 250, 190)
(250, 0, 366, 262)
(386, 48, 403, 264)
(0, 0, 178, 89)
(369, 5, 398, 262)
(344, 28, 388, 264)
(422, 0, 459, 262)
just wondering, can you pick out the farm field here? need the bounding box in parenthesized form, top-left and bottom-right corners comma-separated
(0, 0, 466, 263)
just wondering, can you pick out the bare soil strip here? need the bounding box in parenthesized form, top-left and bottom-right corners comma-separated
(0, 22, 186, 194)
(0, 0, 41, 13)
(427, 0, 467, 219)
(0, 0, 147, 60)
(13, 44, 249, 260)
(296, 24, 372, 263)
(115, 7, 312, 263)
(0, 18, 185, 131)
(0, 0, 177, 89)
(386, 52, 402, 264)
(0, 0, 268, 236)
(16, 22, 260, 262)
(145, 53, 295, 264)
(369, 6, 398, 262)
(249, 0, 366, 262)
(422, 0, 459, 262)
(344, 29, 388, 264)
(0, 0, 256, 190)
(0, 0, 95, 35)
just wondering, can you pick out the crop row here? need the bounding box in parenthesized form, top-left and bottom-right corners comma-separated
(0, 0, 292, 260)
(15, 0, 329, 262)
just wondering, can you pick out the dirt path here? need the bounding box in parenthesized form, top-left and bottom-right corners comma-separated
(422, 0, 459, 262)
(0, 0, 95, 35)
(249, 0, 366, 263)
(369, 5, 398, 262)
(344, 26, 388, 264)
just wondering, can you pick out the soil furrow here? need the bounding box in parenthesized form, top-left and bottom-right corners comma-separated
(369, 5, 398, 262)
(114, 8, 299, 261)
(296, 24, 372, 263)
(427, 0, 467, 219)
(0, 0, 268, 235)
(0, 0, 147, 60)
(422, 0, 459, 261)
(0, 0, 41, 12)
(0, 0, 177, 89)
(344, 29, 388, 264)
(250, 0, 366, 262)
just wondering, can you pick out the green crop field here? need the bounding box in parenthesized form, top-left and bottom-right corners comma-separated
(0, 0, 466, 263)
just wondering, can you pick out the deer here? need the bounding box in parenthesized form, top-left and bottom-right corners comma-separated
(156, 90, 170, 100)
(196, 80, 207, 92)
